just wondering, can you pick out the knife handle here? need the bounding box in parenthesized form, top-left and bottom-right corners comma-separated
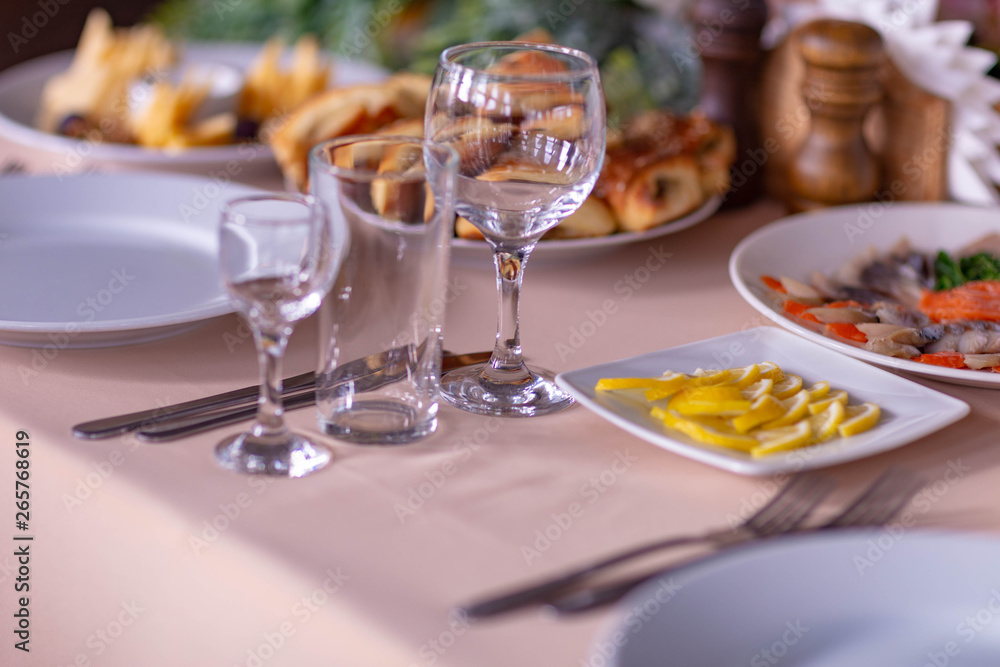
(137, 391, 317, 442)
(71, 371, 315, 439)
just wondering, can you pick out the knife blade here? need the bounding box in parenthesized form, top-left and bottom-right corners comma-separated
(72, 350, 490, 440)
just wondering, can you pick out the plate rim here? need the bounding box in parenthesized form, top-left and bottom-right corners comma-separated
(0, 42, 386, 165)
(0, 171, 262, 339)
(728, 201, 1000, 388)
(450, 195, 722, 259)
(554, 327, 970, 475)
(600, 528, 1000, 666)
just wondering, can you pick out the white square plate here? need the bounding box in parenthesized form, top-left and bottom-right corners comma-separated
(555, 327, 970, 475)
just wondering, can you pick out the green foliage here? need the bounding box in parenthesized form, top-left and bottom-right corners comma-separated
(934, 250, 1000, 290)
(151, 0, 701, 120)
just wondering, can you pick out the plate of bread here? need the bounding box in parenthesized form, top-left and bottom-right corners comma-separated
(0, 9, 385, 172)
(269, 74, 731, 258)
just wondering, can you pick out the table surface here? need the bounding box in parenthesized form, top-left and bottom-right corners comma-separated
(3, 142, 1000, 667)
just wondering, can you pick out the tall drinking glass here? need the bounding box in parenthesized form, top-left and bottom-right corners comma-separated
(426, 42, 606, 416)
(216, 194, 340, 477)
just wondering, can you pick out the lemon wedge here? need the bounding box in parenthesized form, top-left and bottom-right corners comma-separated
(732, 394, 785, 434)
(809, 400, 846, 442)
(771, 374, 803, 399)
(761, 389, 810, 428)
(642, 372, 687, 401)
(807, 389, 849, 415)
(728, 364, 761, 389)
(668, 386, 751, 416)
(751, 421, 812, 457)
(595, 378, 655, 390)
(838, 402, 881, 437)
(807, 381, 830, 401)
(656, 408, 757, 451)
(741, 378, 774, 400)
(758, 361, 785, 382)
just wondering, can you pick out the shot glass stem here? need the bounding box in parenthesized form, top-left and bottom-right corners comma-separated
(252, 325, 291, 439)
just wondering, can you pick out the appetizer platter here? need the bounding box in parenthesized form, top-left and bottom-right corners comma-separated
(730, 202, 1000, 388)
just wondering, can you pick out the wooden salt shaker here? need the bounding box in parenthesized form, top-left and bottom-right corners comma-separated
(787, 19, 885, 212)
(688, 0, 769, 207)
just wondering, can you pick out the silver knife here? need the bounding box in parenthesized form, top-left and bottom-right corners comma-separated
(72, 350, 490, 440)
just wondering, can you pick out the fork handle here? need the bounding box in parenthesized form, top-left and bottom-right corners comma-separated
(547, 570, 666, 615)
(460, 530, 740, 619)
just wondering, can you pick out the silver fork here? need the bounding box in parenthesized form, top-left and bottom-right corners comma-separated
(547, 466, 925, 614)
(459, 473, 835, 620)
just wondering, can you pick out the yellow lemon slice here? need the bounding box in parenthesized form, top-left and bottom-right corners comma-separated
(809, 400, 846, 442)
(656, 408, 757, 451)
(838, 402, 881, 437)
(761, 389, 810, 428)
(741, 378, 774, 401)
(687, 368, 737, 386)
(807, 381, 830, 401)
(595, 377, 656, 390)
(807, 389, 849, 415)
(731, 394, 785, 434)
(751, 421, 812, 457)
(726, 364, 761, 389)
(771, 373, 803, 399)
(668, 386, 750, 416)
(758, 361, 785, 382)
(642, 372, 688, 401)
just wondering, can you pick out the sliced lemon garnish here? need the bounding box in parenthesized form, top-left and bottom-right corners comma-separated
(656, 408, 757, 451)
(727, 364, 761, 389)
(668, 385, 750, 416)
(642, 372, 687, 401)
(751, 421, 812, 457)
(595, 377, 658, 390)
(807, 381, 830, 401)
(741, 378, 774, 401)
(731, 394, 785, 434)
(687, 368, 736, 386)
(838, 402, 881, 437)
(807, 389, 849, 415)
(771, 373, 803, 399)
(809, 400, 846, 442)
(761, 389, 810, 428)
(758, 361, 785, 382)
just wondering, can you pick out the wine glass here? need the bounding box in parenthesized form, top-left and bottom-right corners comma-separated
(215, 193, 341, 477)
(426, 42, 606, 416)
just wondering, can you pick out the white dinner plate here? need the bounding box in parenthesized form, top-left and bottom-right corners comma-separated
(0, 43, 385, 172)
(450, 195, 721, 262)
(0, 172, 263, 347)
(729, 202, 1000, 388)
(597, 530, 1000, 667)
(554, 327, 969, 475)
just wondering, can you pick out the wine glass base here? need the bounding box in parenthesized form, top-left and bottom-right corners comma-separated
(215, 431, 332, 478)
(440, 363, 575, 417)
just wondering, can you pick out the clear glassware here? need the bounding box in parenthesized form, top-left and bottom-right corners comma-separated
(215, 194, 341, 477)
(426, 41, 606, 417)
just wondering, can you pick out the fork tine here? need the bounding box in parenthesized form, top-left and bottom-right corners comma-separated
(824, 467, 925, 528)
(748, 474, 835, 536)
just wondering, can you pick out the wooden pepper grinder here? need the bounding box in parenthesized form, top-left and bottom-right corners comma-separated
(688, 0, 769, 208)
(787, 19, 885, 212)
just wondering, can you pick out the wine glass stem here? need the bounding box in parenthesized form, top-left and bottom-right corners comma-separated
(253, 326, 291, 438)
(487, 244, 535, 381)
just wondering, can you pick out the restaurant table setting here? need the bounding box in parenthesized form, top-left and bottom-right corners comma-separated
(6, 2, 1000, 666)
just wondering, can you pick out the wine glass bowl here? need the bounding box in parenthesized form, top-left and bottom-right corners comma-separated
(427, 41, 606, 416)
(215, 194, 340, 477)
